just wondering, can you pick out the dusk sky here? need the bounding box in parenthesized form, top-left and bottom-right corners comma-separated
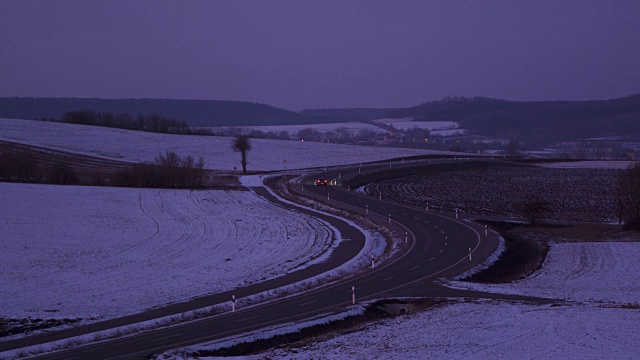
(1, 1, 639, 110)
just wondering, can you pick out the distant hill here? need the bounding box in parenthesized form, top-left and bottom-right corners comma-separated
(0, 98, 342, 127)
(385, 95, 640, 146)
(300, 108, 401, 121)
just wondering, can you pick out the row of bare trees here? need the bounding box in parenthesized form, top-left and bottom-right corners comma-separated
(616, 163, 640, 228)
(114, 151, 206, 188)
(62, 110, 194, 135)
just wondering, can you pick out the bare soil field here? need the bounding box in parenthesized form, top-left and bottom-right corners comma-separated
(364, 162, 621, 223)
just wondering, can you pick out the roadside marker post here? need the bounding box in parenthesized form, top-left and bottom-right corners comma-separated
(327, 193, 330, 201)
(232, 295, 236, 312)
(484, 225, 488, 236)
(348, 185, 351, 191)
(388, 214, 391, 224)
(426, 202, 429, 212)
(371, 255, 375, 269)
(379, 193, 382, 200)
(468, 248, 472, 262)
(301, 185, 304, 192)
(405, 231, 408, 243)
(455, 209, 459, 219)
(366, 205, 369, 214)
(352, 286, 355, 305)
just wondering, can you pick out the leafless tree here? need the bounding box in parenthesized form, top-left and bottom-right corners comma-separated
(616, 163, 640, 229)
(232, 135, 252, 174)
(517, 195, 552, 226)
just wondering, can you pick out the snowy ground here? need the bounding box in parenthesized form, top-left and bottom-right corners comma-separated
(0, 118, 459, 171)
(168, 241, 640, 359)
(446, 242, 640, 305)
(0, 182, 336, 320)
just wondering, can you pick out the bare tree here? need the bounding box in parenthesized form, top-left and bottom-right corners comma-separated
(232, 135, 252, 174)
(616, 163, 640, 229)
(517, 195, 552, 227)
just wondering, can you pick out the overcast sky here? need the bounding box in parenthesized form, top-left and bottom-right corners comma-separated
(1, 1, 639, 110)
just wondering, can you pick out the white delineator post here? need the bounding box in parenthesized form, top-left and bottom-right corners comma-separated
(301, 185, 304, 192)
(484, 225, 488, 236)
(327, 192, 330, 201)
(455, 209, 459, 219)
(366, 205, 369, 214)
(371, 255, 375, 269)
(352, 286, 355, 305)
(379, 193, 382, 200)
(468, 248, 472, 262)
(405, 231, 408, 243)
(426, 202, 429, 212)
(232, 295, 236, 312)
(388, 214, 391, 224)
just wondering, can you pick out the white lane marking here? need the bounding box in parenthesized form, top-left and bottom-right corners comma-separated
(445, 236, 448, 239)
(299, 300, 318, 307)
(439, 249, 444, 254)
(410, 266, 418, 270)
(429, 257, 434, 261)
(434, 225, 438, 229)
(425, 221, 430, 224)
(445, 242, 448, 246)
(236, 315, 260, 323)
(414, 216, 420, 220)
(441, 230, 445, 233)
(150, 334, 182, 342)
(383, 276, 394, 281)
(403, 213, 408, 216)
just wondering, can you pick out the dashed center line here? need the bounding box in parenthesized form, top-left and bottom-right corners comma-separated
(429, 257, 434, 261)
(383, 276, 394, 281)
(439, 249, 444, 254)
(298, 300, 318, 307)
(434, 225, 438, 229)
(409, 266, 418, 270)
(445, 242, 448, 246)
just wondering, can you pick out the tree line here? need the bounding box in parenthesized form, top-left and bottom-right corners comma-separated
(61, 110, 212, 135)
(114, 151, 206, 188)
(0, 143, 206, 189)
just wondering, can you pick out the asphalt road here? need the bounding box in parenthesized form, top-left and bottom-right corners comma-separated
(10, 159, 513, 360)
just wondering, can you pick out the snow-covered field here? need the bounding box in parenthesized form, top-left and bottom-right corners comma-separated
(447, 242, 640, 304)
(208, 122, 387, 136)
(0, 118, 457, 171)
(176, 241, 640, 360)
(0, 182, 335, 320)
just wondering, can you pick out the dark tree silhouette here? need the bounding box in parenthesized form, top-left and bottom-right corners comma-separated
(517, 196, 552, 226)
(616, 163, 640, 229)
(232, 135, 252, 174)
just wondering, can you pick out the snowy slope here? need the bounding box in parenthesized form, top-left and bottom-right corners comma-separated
(0, 118, 460, 171)
(446, 242, 640, 304)
(0, 182, 335, 319)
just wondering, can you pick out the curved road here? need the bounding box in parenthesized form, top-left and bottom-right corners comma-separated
(10, 160, 515, 360)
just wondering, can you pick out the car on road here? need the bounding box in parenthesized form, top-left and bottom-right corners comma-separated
(315, 179, 329, 186)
